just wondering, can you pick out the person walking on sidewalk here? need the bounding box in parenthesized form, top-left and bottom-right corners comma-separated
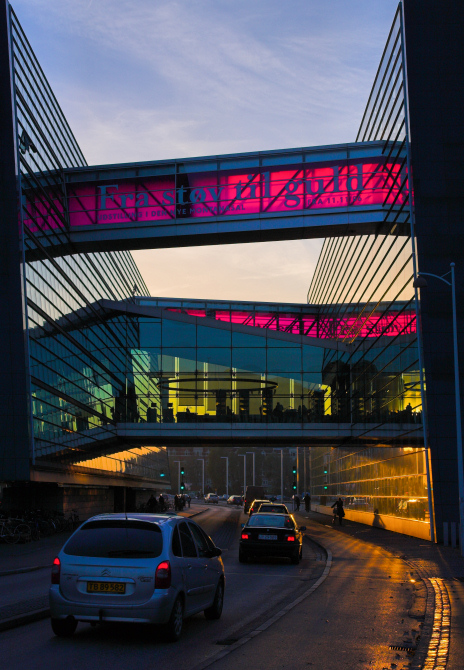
(331, 497, 345, 525)
(304, 493, 311, 513)
(294, 494, 301, 511)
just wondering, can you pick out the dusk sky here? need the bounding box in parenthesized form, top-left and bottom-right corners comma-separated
(12, 0, 398, 303)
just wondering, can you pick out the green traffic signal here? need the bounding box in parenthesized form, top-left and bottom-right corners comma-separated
(180, 481, 185, 491)
(160, 471, 165, 478)
(292, 465, 297, 475)
(181, 467, 185, 476)
(292, 480, 297, 490)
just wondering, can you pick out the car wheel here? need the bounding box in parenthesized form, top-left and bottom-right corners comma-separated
(238, 549, 248, 563)
(164, 596, 184, 642)
(51, 617, 78, 637)
(204, 579, 224, 620)
(291, 547, 300, 565)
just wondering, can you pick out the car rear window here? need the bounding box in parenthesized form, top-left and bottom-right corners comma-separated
(64, 520, 163, 558)
(248, 515, 294, 528)
(259, 505, 287, 513)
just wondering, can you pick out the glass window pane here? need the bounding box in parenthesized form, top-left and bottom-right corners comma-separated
(162, 320, 196, 347)
(197, 325, 231, 347)
(197, 348, 231, 368)
(302, 346, 324, 372)
(267, 348, 301, 372)
(232, 348, 266, 371)
(139, 320, 161, 348)
(232, 332, 266, 347)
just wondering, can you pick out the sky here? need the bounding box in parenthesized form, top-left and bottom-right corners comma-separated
(12, 0, 399, 303)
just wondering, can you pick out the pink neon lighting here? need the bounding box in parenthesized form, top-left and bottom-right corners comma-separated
(23, 158, 409, 232)
(165, 308, 416, 340)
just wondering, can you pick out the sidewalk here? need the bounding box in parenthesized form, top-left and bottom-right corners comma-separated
(0, 504, 209, 632)
(295, 508, 464, 670)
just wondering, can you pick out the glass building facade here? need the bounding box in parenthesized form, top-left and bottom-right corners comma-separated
(2, 0, 463, 541)
(0, 3, 170, 511)
(306, 7, 430, 528)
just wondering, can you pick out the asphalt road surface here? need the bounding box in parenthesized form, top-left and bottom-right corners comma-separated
(1, 505, 418, 670)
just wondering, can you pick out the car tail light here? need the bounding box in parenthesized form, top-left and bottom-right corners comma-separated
(286, 535, 296, 542)
(155, 560, 171, 589)
(241, 533, 249, 540)
(51, 557, 61, 584)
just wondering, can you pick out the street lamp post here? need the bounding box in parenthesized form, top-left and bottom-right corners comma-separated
(246, 451, 255, 486)
(197, 459, 205, 497)
(221, 456, 229, 496)
(173, 460, 181, 493)
(239, 454, 246, 496)
(414, 262, 464, 555)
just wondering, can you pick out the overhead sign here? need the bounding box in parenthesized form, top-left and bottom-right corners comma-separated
(24, 152, 407, 234)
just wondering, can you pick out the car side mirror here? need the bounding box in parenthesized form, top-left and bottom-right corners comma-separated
(208, 547, 222, 557)
(299, 526, 306, 532)
(241, 523, 245, 528)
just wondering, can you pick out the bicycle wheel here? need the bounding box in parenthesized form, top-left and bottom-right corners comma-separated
(15, 524, 32, 543)
(4, 527, 20, 544)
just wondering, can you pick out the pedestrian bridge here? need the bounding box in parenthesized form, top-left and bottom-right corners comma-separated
(24, 141, 408, 260)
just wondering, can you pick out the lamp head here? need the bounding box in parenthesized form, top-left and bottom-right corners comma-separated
(413, 275, 428, 289)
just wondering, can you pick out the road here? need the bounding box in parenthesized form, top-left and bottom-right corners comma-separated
(1, 504, 422, 670)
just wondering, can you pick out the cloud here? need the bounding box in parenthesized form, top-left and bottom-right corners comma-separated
(12, 0, 398, 301)
(131, 239, 323, 304)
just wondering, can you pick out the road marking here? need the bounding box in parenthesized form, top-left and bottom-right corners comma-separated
(191, 547, 332, 670)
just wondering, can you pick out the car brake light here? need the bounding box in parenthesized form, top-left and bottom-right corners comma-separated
(241, 533, 249, 540)
(51, 556, 61, 584)
(286, 536, 296, 542)
(155, 560, 171, 589)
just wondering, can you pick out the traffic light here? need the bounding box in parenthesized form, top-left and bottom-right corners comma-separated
(292, 481, 297, 491)
(324, 485, 328, 490)
(292, 465, 297, 475)
(160, 470, 165, 478)
(324, 468, 328, 474)
(180, 481, 185, 491)
(180, 467, 185, 476)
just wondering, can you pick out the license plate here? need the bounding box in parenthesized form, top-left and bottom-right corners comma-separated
(258, 534, 278, 540)
(87, 581, 126, 593)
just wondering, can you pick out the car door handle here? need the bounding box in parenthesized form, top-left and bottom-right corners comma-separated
(187, 564, 192, 569)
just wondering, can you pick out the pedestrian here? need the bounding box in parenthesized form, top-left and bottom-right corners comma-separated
(159, 493, 165, 512)
(187, 494, 191, 508)
(294, 494, 300, 511)
(304, 493, 311, 513)
(146, 494, 157, 513)
(331, 497, 345, 525)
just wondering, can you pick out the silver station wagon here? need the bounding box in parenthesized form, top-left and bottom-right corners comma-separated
(49, 513, 225, 641)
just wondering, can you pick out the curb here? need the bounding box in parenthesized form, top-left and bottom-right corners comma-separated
(0, 608, 50, 633)
(0, 565, 50, 577)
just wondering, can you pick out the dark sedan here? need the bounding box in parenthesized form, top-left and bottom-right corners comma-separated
(239, 513, 306, 564)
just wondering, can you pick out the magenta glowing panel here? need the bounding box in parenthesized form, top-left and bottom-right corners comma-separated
(23, 157, 409, 232)
(165, 308, 416, 340)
